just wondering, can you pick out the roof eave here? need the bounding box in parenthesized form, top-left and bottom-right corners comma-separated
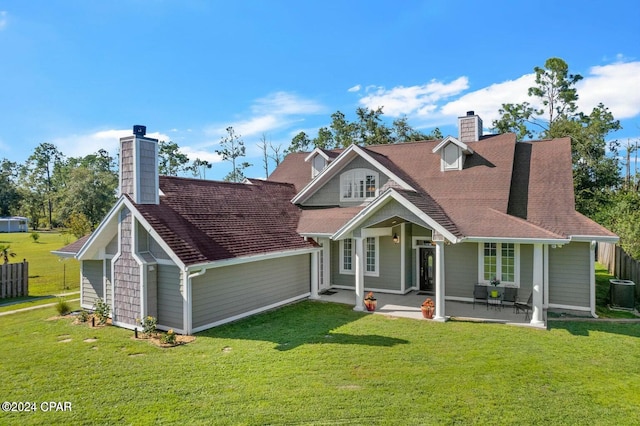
(570, 235, 619, 243)
(462, 236, 571, 245)
(185, 246, 320, 273)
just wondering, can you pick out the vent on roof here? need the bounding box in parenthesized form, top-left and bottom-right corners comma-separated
(133, 125, 146, 137)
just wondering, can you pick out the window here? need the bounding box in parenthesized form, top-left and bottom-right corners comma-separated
(366, 237, 376, 273)
(443, 143, 460, 170)
(483, 243, 497, 281)
(340, 237, 378, 276)
(342, 239, 352, 272)
(340, 169, 379, 201)
(312, 155, 327, 178)
(481, 242, 518, 285)
(501, 243, 515, 282)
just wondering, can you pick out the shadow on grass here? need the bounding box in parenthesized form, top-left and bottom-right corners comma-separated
(199, 301, 409, 351)
(0, 295, 51, 307)
(548, 320, 640, 338)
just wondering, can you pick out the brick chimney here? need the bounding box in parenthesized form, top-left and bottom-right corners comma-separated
(119, 125, 159, 204)
(458, 111, 483, 143)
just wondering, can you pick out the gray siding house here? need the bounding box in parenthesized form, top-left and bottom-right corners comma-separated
(58, 112, 617, 333)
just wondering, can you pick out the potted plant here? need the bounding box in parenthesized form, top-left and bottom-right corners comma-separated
(490, 277, 500, 297)
(421, 298, 435, 319)
(364, 292, 377, 311)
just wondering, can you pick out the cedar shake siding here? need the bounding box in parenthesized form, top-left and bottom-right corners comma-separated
(113, 207, 141, 327)
(191, 254, 310, 329)
(548, 242, 591, 308)
(81, 260, 103, 309)
(137, 139, 158, 204)
(120, 138, 134, 199)
(105, 259, 113, 307)
(119, 135, 158, 205)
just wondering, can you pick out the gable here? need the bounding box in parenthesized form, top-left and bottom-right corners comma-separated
(291, 144, 414, 205)
(302, 156, 389, 207)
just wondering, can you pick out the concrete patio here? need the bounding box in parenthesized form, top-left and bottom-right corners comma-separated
(315, 288, 545, 328)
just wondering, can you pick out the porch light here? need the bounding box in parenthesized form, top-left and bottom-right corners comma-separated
(393, 233, 400, 244)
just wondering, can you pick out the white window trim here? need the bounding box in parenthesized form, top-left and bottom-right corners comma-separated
(339, 239, 353, 274)
(339, 237, 379, 277)
(339, 168, 379, 202)
(478, 242, 520, 287)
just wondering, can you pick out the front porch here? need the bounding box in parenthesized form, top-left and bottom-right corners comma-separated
(315, 289, 546, 327)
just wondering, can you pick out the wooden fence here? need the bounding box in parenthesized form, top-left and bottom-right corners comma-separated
(597, 243, 640, 299)
(1, 260, 29, 298)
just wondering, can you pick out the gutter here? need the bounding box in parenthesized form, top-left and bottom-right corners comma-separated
(182, 268, 206, 336)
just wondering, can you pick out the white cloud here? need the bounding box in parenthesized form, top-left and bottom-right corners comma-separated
(348, 84, 361, 93)
(251, 91, 325, 116)
(206, 91, 326, 141)
(577, 61, 640, 119)
(356, 60, 640, 133)
(0, 11, 7, 30)
(439, 73, 536, 125)
(181, 146, 223, 164)
(52, 129, 171, 159)
(358, 77, 470, 117)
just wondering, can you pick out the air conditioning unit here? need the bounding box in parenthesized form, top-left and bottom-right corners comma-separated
(609, 279, 635, 310)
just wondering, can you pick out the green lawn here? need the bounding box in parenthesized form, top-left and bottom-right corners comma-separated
(0, 232, 79, 297)
(1, 300, 640, 425)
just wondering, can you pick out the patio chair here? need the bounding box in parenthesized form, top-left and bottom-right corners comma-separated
(502, 287, 518, 312)
(473, 284, 488, 309)
(515, 293, 532, 321)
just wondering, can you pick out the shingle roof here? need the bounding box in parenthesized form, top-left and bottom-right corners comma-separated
(297, 206, 365, 235)
(269, 134, 616, 240)
(52, 234, 91, 256)
(134, 177, 314, 266)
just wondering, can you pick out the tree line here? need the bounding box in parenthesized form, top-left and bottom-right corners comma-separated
(1, 57, 637, 258)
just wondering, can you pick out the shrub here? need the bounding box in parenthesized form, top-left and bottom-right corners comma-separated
(139, 316, 157, 337)
(160, 329, 177, 345)
(30, 232, 40, 243)
(93, 298, 110, 325)
(55, 299, 71, 316)
(77, 310, 90, 322)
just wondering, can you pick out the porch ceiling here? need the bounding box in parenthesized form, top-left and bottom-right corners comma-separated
(366, 215, 410, 228)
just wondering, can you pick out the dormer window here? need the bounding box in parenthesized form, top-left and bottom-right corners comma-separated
(305, 148, 332, 178)
(340, 168, 379, 201)
(312, 155, 326, 178)
(443, 143, 461, 170)
(432, 136, 474, 172)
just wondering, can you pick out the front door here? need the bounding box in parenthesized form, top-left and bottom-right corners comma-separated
(419, 247, 435, 293)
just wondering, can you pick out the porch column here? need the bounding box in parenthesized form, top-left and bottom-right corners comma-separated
(310, 251, 319, 300)
(434, 240, 446, 321)
(353, 237, 365, 311)
(531, 243, 544, 326)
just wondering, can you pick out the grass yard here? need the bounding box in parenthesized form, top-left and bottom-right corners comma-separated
(0, 232, 79, 297)
(1, 300, 640, 425)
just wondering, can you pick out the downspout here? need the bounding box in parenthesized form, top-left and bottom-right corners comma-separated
(590, 241, 598, 319)
(184, 267, 207, 335)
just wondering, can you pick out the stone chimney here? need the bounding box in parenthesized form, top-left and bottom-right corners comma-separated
(458, 111, 483, 143)
(119, 125, 159, 204)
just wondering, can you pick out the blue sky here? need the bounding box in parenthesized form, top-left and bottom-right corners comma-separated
(1, 0, 639, 180)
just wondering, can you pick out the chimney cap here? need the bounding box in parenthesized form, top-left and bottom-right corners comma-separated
(133, 125, 146, 137)
(466, 111, 475, 116)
